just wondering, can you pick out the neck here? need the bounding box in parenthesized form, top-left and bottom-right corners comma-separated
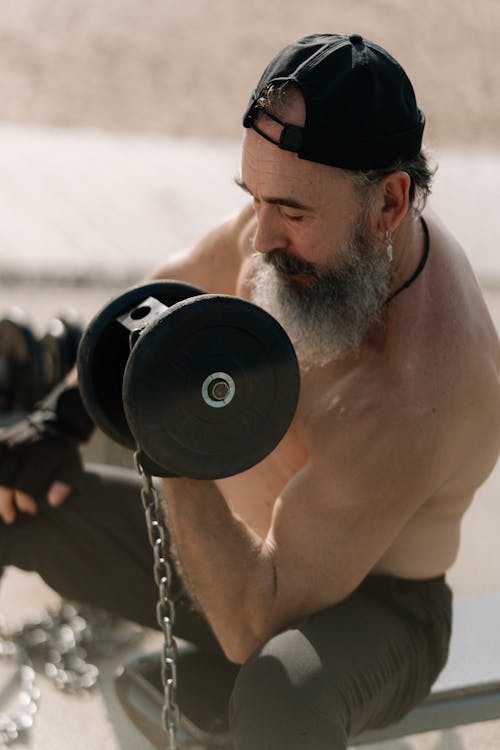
(389, 213, 424, 297)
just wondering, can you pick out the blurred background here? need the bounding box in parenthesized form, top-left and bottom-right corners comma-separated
(0, 0, 499, 290)
(0, 3, 499, 748)
(0, 0, 499, 145)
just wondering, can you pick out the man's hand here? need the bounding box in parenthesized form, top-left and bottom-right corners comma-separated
(0, 486, 38, 523)
(0, 382, 94, 524)
(0, 482, 72, 523)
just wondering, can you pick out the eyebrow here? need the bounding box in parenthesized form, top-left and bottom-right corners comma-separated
(234, 176, 313, 212)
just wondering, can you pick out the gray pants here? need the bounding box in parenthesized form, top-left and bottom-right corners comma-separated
(0, 464, 452, 749)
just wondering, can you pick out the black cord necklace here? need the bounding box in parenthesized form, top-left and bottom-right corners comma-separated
(386, 216, 430, 304)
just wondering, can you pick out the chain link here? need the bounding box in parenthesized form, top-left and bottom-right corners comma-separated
(135, 451, 180, 750)
(0, 622, 39, 745)
(14, 602, 142, 692)
(0, 602, 142, 745)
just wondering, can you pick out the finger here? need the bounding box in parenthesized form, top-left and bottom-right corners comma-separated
(51, 447, 82, 489)
(14, 490, 38, 516)
(0, 486, 17, 524)
(47, 481, 72, 508)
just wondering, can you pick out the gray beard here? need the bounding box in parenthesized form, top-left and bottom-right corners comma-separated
(248, 218, 392, 367)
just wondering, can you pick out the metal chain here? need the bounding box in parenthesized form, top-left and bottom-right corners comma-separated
(0, 621, 39, 745)
(16, 603, 100, 693)
(0, 603, 142, 745)
(135, 451, 180, 750)
(13, 602, 141, 692)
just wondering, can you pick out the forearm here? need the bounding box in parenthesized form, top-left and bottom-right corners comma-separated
(162, 477, 277, 663)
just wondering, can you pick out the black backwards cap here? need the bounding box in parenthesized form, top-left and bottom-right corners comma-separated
(243, 33, 425, 170)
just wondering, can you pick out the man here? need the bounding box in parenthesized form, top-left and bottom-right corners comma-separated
(1, 33, 499, 749)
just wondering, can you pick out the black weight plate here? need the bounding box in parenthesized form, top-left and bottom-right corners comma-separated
(123, 295, 300, 479)
(40, 312, 83, 392)
(0, 309, 45, 413)
(77, 280, 206, 449)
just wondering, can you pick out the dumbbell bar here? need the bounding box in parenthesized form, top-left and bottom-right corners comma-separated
(0, 308, 83, 413)
(77, 280, 300, 480)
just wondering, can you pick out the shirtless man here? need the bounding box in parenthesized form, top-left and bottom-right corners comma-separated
(1, 33, 499, 749)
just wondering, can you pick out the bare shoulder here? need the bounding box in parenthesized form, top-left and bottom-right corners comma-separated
(149, 202, 255, 294)
(418, 211, 500, 431)
(423, 209, 498, 356)
(423, 210, 500, 473)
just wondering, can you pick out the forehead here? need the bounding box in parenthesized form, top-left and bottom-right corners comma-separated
(241, 125, 355, 207)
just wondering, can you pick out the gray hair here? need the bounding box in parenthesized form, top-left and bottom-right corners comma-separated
(254, 81, 436, 213)
(346, 152, 437, 214)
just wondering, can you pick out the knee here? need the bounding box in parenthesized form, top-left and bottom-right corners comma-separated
(229, 629, 348, 750)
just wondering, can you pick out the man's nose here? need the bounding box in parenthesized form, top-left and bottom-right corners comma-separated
(253, 206, 288, 255)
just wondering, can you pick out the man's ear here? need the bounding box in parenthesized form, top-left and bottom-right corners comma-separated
(375, 171, 411, 234)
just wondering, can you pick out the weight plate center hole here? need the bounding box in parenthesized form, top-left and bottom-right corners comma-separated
(202, 372, 236, 408)
(130, 305, 151, 321)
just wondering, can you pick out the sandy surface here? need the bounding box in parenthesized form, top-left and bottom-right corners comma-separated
(0, 0, 499, 148)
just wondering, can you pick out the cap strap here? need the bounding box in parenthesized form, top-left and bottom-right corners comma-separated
(250, 110, 304, 153)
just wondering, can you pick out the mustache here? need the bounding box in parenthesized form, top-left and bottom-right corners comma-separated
(263, 249, 318, 277)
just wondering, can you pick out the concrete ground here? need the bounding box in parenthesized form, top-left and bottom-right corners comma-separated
(0, 125, 499, 749)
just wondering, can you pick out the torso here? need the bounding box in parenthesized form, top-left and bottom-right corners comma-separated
(215, 208, 500, 579)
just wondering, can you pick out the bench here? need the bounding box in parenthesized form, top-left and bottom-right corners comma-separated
(115, 592, 500, 748)
(351, 591, 500, 745)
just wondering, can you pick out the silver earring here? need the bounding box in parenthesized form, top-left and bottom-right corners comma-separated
(385, 229, 393, 262)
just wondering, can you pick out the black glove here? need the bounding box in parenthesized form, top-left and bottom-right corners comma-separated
(0, 382, 94, 499)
